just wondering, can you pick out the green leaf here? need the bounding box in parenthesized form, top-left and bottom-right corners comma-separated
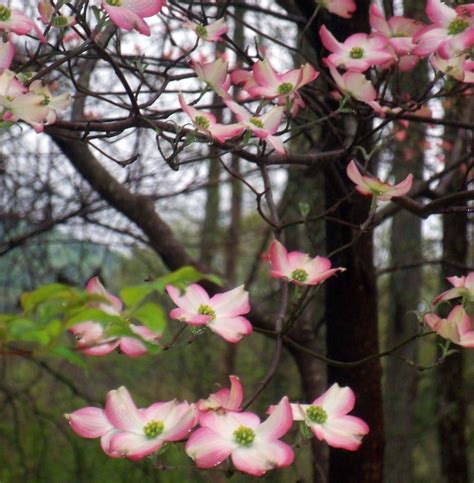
(50, 346, 88, 369)
(152, 266, 222, 292)
(8, 319, 50, 345)
(45, 319, 63, 338)
(21, 283, 72, 312)
(0, 121, 15, 129)
(299, 421, 313, 440)
(119, 285, 155, 306)
(65, 308, 122, 328)
(299, 202, 310, 218)
(130, 303, 166, 333)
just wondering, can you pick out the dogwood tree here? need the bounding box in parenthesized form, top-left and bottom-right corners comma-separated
(1, 1, 474, 481)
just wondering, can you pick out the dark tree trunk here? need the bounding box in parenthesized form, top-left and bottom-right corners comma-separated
(437, 204, 469, 483)
(282, 1, 385, 481)
(437, 159, 469, 483)
(384, 0, 426, 477)
(325, 167, 384, 483)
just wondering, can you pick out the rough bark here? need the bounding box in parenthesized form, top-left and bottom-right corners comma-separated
(384, 1, 426, 478)
(200, 95, 222, 267)
(435, 97, 471, 483)
(283, 1, 385, 481)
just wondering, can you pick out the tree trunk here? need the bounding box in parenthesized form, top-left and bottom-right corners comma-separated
(436, 96, 470, 482)
(384, 0, 426, 477)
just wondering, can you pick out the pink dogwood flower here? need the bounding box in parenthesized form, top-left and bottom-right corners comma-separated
(0, 71, 52, 132)
(186, 18, 228, 42)
(423, 305, 474, 348)
(70, 321, 160, 356)
(186, 396, 294, 476)
(346, 160, 413, 200)
(197, 375, 243, 413)
(0, 39, 15, 70)
(166, 283, 253, 343)
(247, 58, 319, 99)
(433, 272, 474, 305)
(289, 383, 369, 451)
(225, 100, 287, 154)
(179, 93, 244, 143)
(325, 59, 384, 114)
(268, 240, 345, 286)
(29, 81, 72, 124)
(190, 58, 230, 96)
(369, 5, 424, 72)
(0, 6, 45, 42)
(37, 0, 76, 28)
(69, 277, 161, 356)
(320, 25, 393, 72)
(413, 0, 474, 59)
(102, 0, 166, 36)
(316, 0, 356, 19)
(105, 386, 197, 460)
(65, 407, 117, 456)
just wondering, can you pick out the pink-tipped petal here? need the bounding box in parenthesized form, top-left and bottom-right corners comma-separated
(210, 285, 250, 316)
(269, 240, 291, 277)
(312, 415, 369, 451)
(257, 396, 293, 440)
(426, 0, 456, 25)
(346, 160, 370, 191)
(313, 384, 356, 416)
(392, 173, 413, 197)
(65, 407, 113, 438)
(252, 59, 280, 88)
(185, 427, 235, 468)
(227, 376, 244, 411)
(105, 386, 144, 432)
(320, 25, 343, 53)
(208, 316, 253, 343)
(108, 431, 162, 460)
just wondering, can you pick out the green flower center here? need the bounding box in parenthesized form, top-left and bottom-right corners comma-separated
(349, 47, 364, 59)
(306, 405, 328, 424)
(448, 17, 469, 35)
(41, 96, 51, 106)
(249, 117, 264, 128)
(291, 269, 308, 283)
(195, 25, 208, 38)
(53, 16, 69, 28)
(194, 115, 210, 129)
(198, 304, 216, 319)
(233, 426, 255, 446)
(278, 82, 294, 95)
(143, 420, 164, 439)
(0, 5, 12, 21)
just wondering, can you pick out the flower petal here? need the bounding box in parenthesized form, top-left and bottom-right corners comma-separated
(257, 396, 293, 440)
(210, 285, 250, 317)
(108, 431, 163, 460)
(65, 407, 113, 438)
(313, 383, 356, 416)
(208, 316, 253, 343)
(185, 427, 235, 468)
(105, 386, 144, 432)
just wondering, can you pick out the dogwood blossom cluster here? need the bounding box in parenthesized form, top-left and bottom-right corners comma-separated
(66, 377, 369, 476)
(70, 239, 344, 353)
(68, 277, 162, 357)
(6, 0, 474, 135)
(346, 160, 413, 201)
(0, 4, 71, 132)
(180, 56, 319, 153)
(423, 273, 474, 348)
